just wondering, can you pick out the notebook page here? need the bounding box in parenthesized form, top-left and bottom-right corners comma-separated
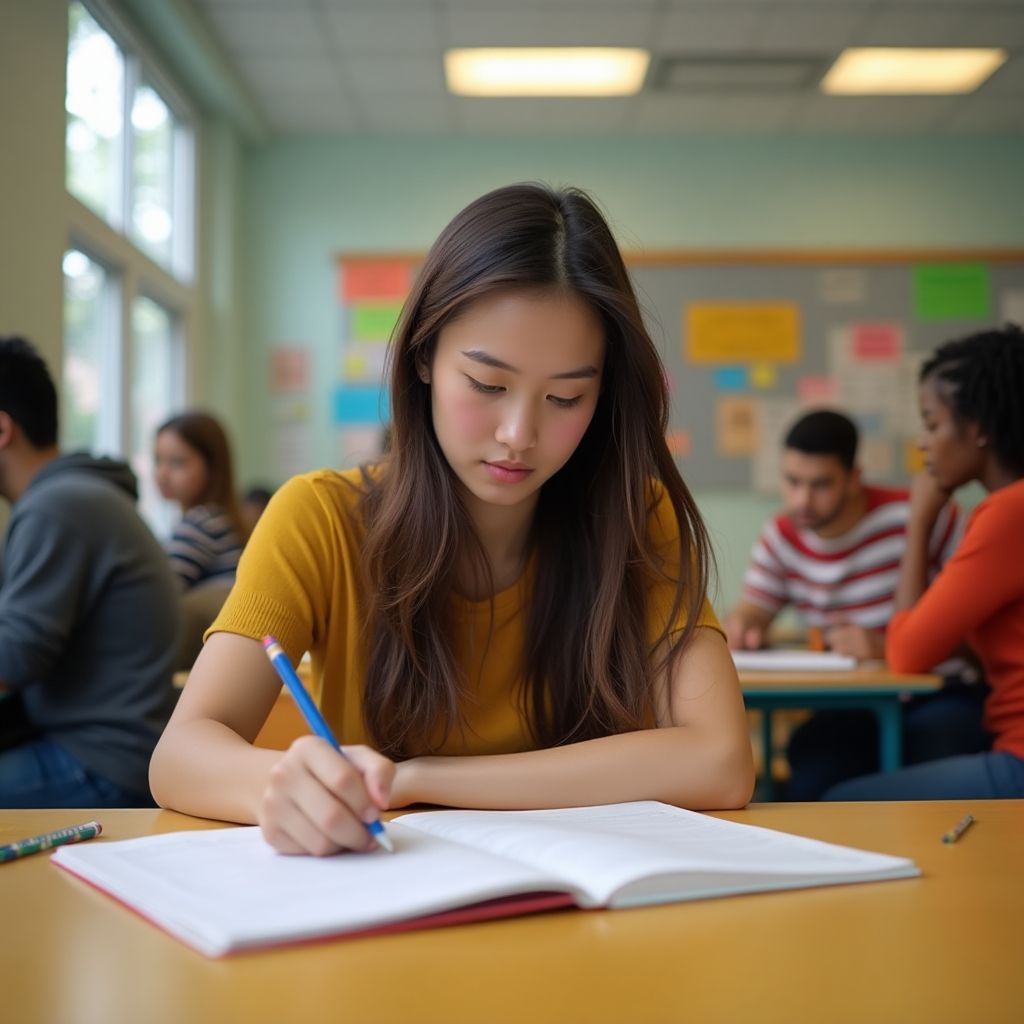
(53, 823, 573, 956)
(731, 649, 857, 671)
(395, 802, 918, 906)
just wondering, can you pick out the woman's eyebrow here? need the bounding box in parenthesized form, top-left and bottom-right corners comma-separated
(462, 349, 599, 380)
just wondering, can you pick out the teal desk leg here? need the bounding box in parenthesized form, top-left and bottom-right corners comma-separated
(760, 708, 776, 801)
(874, 699, 904, 773)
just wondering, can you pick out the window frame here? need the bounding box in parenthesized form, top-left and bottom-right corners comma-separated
(63, 0, 199, 471)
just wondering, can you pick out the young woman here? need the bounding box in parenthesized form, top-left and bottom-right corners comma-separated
(154, 412, 246, 590)
(827, 324, 1024, 800)
(150, 184, 755, 852)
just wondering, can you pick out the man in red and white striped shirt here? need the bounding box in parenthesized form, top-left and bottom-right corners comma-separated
(725, 410, 988, 800)
(726, 410, 962, 659)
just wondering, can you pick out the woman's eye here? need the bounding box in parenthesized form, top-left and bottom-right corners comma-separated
(548, 395, 583, 409)
(465, 375, 504, 395)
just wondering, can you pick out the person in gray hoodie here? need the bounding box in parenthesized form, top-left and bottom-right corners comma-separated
(0, 336, 180, 806)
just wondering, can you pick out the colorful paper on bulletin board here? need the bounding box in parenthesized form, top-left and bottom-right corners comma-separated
(851, 323, 903, 363)
(798, 375, 838, 404)
(913, 264, 990, 320)
(749, 363, 777, 390)
(270, 348, 310, 394)
(716, 396, 759, 456)
(713, 367, 747, 393)
(351, 303, 403, 342)
(686, 304, 800, 364)
(341, 260, 411, 302)
(904, 440, 926, 475)
(333, 386, 390, 425)
(665, 430, 692, 458)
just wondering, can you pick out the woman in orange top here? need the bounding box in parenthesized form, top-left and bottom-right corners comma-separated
(151, 184, 755, 852)
(828, 324, 1024, 799)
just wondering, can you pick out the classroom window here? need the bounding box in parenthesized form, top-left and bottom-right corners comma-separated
(63, 0, 197, 535)
(131, 295, 183, 534)
(65, 2, 195, 278)
(62, 248, 121, 455)
(65, 2, 125, 227)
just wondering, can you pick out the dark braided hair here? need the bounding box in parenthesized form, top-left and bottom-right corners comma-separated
(920, 323, 1024, 476)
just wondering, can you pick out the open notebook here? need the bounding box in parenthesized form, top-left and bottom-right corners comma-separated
(53, 801, 919, 957)
(732, 649, 858, 672)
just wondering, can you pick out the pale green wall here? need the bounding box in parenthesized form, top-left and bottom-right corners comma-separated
(0, 0, 67, 370)
(238, 135, 1024, 612)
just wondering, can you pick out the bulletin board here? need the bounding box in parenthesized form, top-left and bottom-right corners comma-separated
(333, 250, 1024, 491)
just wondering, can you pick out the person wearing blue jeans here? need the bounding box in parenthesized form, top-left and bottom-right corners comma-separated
(0, 337, 179, 807)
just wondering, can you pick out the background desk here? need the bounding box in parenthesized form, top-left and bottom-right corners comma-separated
(4, 801, 1021, 1024)
(741, 667, 942, 798)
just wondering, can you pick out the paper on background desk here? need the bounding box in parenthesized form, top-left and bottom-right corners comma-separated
(732, 650, 858, 672)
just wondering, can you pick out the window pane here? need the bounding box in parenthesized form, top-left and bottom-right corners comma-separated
(131, 295, 181, 535)
(62, 248, 119, 453)
(66, 2, 125, 225)
(131, 85, 175, 267)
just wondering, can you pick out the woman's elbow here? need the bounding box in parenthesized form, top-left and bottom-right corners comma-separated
(667, 738, 756, 810)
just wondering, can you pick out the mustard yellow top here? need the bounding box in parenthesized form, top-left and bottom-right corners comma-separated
(210, 467, 721, 754)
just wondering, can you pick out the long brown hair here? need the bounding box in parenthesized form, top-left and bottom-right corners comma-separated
(361, 183, 713, 758)
(157, 412, 247, 540)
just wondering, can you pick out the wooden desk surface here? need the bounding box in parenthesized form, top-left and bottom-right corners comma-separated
(4, 801, 1022, 1024)
(740, 666, 942, 694)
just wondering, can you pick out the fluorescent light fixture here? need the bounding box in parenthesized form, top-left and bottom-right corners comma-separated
(821, 48, 1006, 95)
(445, 48, 650, 97)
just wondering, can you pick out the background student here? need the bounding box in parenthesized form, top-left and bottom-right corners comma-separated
(155, 411, 247, 590)
(828, 325, 1024, 800)
(150, 183, 755, 853)
(155, 412, 247, 669)
(724, 409, 987, 799)
(240, 484, 275, 536)
(0, 337, 179, 807)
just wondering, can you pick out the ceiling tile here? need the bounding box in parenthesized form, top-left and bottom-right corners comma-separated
(853, 9, 969, 48)
(235, 56, 342, 94)
(954, 11, 1024, 48)
(360, 98, 453, 134)
(655, 4, 763, 52)
(751, 6, 870, 54)
(453, 97, 633, 134)
(789, 94, 956, 133)
(322, 5, 442, 55)
(344, 56, 447, 96)
(630, 93, 796, 133)
(936, 94, 1024, 133)
(262, 95, 362, 136)
(444, 5, 658, 48)
(200, 5, 328, 56)
(983, 57, 1024, 93)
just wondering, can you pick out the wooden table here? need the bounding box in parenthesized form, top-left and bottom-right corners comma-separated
(741, 666, 942, 798)
(4, 801, 1022, 1024)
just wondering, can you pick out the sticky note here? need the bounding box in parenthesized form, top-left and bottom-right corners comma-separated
(913, 264, 990, 321)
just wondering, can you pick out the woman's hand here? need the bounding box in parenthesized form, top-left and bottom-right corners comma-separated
(909, 471, 953, 530)
(258, 736, 395, 855)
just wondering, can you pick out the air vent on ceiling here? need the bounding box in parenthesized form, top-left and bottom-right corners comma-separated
(650, 55, 829, 92)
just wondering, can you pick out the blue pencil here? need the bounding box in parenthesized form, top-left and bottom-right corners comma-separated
(261, 635, 394, 853)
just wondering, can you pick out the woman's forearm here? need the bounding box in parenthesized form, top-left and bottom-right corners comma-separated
(894, 520, 934, 611)
(149, 719, 281, 824)
(396, 725, 754, 812)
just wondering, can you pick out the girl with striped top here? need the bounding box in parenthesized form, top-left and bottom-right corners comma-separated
(155, 412, 246, 590)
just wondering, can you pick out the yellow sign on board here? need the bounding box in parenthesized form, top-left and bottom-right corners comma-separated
(685, 304, 801, 364)
(905, 440, 927, 475)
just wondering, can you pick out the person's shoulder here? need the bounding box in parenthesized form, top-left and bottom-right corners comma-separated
(266, 464, 379, 528)
(969, 478, 1024, 533)
(862, 483, 909, 510)
(644, 477, 692, 549)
